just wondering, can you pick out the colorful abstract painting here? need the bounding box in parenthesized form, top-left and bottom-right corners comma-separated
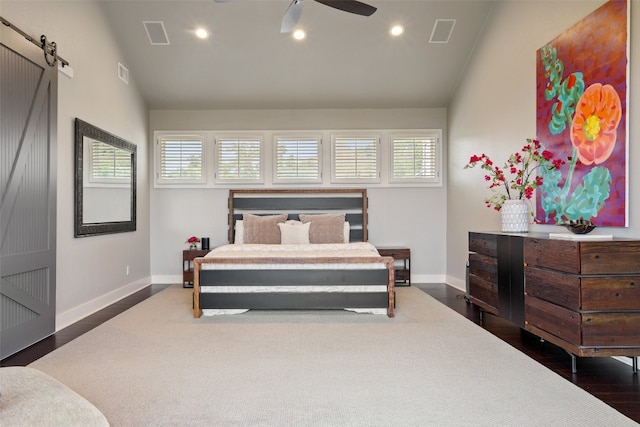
(535, 0, 628, 226)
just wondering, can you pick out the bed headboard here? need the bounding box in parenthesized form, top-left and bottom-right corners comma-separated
(228, 189, 368, 243)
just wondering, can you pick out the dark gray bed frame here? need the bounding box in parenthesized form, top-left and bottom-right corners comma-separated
(193, 189, 395, 317)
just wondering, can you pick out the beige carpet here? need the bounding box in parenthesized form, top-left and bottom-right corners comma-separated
(30, 285, 637, 426)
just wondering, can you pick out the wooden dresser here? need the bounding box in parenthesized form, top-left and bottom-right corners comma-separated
(468, 231, 640, 372)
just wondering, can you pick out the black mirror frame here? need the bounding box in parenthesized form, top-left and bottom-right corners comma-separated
(74, 118, 137, 237)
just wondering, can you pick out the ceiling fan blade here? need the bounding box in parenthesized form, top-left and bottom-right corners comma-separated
(313, 0, 376, 16)
(281, 0, 304, 33)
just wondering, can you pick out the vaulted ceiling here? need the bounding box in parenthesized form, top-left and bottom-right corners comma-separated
(100, 0, 495, 110)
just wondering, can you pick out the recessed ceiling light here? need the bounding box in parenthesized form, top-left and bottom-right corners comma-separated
(195, 28, 208, 39)
(390, 25, 404, 37)
(293, 29, 306, 40)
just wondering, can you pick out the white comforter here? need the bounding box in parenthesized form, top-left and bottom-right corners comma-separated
(203, 241, 381, 258)
(200, 242, 384, 270)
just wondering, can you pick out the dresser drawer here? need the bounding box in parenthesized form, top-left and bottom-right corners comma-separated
(581, 312, 640, 347)
(579, 242, 640, 275)
(525, 266, 580, 310)
(469, 252, 497, 283)
(525, 238, 640, 275)
(469, 232, 497, 257)
(525, 296, 581, 345)
(581, 276, 640, 310)
(468, 274, 498, 314)
(524, 238, 581, 273)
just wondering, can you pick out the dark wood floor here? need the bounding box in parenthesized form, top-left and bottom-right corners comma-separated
(2, 283, 639, 423)
(416, 283, 640, 424)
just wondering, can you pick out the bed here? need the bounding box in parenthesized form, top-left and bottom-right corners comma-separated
(193, 189, 395, 317)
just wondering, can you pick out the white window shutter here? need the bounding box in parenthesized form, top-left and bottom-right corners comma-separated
(274, 136, 321, 182)
(390, 132, 441, 184)
(332, 135, 379, 182)
(215, 137, 262, 182)
(155, 133, 206, 185)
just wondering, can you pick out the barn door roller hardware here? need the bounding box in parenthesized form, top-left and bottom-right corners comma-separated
(1, 16, 70, 68)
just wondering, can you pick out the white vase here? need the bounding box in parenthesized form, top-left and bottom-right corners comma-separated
(501, 199, 529, 233)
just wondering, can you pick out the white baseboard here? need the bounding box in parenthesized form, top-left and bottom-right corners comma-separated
(56, 276, 152, 331)
(445, 275, 465, 291)
(405, 274, 446, 285)
(152, 274, 182, 285)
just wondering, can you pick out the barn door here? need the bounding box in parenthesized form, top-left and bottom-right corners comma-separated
(0, 23, 58, 359)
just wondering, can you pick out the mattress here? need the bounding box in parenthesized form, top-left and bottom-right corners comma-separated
(201, 241, 386, 270)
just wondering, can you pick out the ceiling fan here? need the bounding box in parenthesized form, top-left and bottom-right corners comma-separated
(216, 0, 377, 33)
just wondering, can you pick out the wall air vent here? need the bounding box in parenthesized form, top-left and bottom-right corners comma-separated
(143, 21, 170, 45)
(118, 62, 129, 84)
(430, 19, 456, 43)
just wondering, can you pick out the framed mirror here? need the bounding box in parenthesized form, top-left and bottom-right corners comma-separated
(75, 118, 136, 237)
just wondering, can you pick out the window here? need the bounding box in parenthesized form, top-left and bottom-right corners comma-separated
(331, 134, 380, 183)
(155, 133, 206, 185)
(215, 135, 263, 183)
(390, 131, 441, 185)
(152, 128, 443, 188)
(273, 135, 321, 183)
(88, 139, 131, 184)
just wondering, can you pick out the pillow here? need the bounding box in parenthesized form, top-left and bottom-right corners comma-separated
(299, 213, 346, 244)
(278, 221, 311, 245)
(344, 221, 350, 243)
(243, 213, 288, 244)
(234, 220, 244, 244)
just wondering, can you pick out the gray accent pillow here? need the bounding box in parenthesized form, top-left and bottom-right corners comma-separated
(243, 213, 288, 244)
(299, 213, 346, 244)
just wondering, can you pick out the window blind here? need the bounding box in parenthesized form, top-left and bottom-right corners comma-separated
(392, 135, 438, 180)
(333, 136, 379, 181)
(216, 138, 262, 181)
(274, 137, 320, 181)
(158, 137, 203, 180)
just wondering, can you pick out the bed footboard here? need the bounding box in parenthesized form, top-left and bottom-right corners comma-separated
(193, 256, 395, 318)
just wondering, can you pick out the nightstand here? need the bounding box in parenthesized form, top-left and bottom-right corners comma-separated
(376, 246, 411, 286)
(182, 249, 209, 288)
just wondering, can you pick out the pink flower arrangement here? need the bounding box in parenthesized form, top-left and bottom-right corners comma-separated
(185, 236, 200, 249)
(465, 138, 565, 212)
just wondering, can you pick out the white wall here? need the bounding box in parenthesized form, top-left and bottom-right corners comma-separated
(446, 0, 638, 288)
(2, 1, 151, 328)
(149, 108, 448, 284)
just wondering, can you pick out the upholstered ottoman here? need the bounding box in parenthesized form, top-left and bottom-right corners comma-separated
(0, 367, 109, 426)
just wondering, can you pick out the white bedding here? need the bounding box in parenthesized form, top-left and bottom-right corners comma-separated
(204, 241, 381, 257)
(198, 242, 389, 315)
(201, 242, 386, 270)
